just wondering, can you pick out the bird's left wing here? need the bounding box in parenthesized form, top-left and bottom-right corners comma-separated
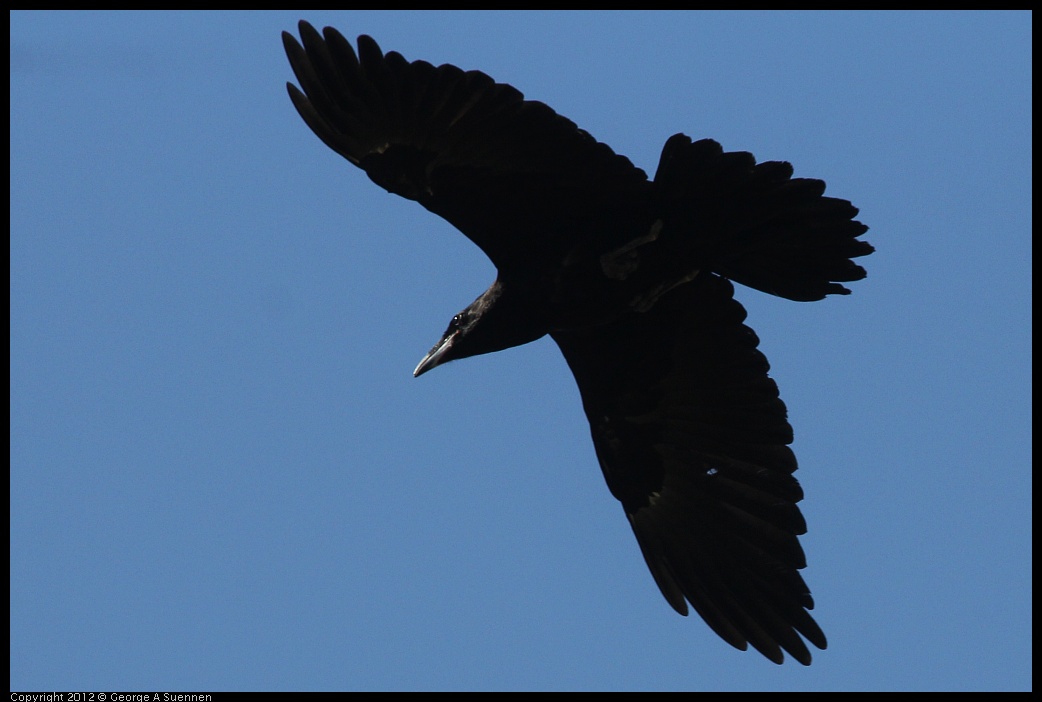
(551, 273, 827, 665)
(283, 22, 650, 271)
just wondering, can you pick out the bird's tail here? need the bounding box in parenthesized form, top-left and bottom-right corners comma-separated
(653, 134, 873, 302)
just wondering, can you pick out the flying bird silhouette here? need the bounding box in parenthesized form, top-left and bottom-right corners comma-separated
(283, 21, 872, 665)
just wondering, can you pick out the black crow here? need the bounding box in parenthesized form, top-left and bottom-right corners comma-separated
(282, 21, 872, 665)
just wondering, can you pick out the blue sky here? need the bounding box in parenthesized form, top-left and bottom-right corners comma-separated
(10, 10, 1031, 692)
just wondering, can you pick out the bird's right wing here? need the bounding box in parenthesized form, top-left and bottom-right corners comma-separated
(283, 22, 650, 271)
(552, 273, 826, 665)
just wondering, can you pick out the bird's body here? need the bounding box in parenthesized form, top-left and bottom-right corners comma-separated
(283, 21, 872, 665)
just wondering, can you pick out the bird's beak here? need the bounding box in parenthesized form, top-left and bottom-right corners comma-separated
(413, 332, 456, 377)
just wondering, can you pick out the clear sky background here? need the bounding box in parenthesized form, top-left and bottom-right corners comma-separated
(10, 10, 1031, 692)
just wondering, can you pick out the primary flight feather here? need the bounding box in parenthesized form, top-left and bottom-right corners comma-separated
(283, 21, 872, 665)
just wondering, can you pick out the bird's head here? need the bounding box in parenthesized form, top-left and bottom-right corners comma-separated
(413, 279, 547, 377)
